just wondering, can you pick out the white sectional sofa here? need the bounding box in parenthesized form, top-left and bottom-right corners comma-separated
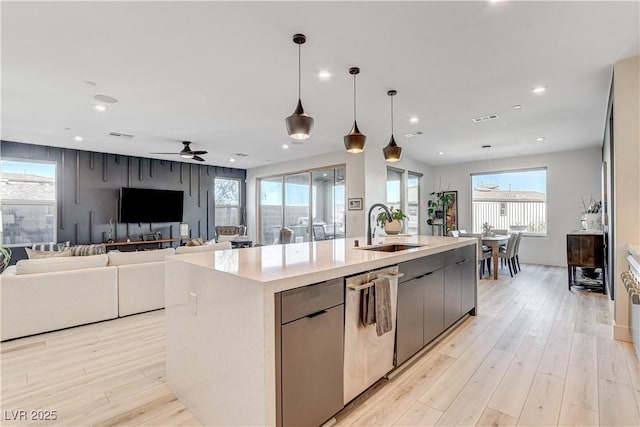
(107, 247, 176, 317)
(0, 255, 118, 341)
(0, 242, 234, 341)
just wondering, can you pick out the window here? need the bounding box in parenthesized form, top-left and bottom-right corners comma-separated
(257, 166, 345, 245)
(386, 167, 404, 211)
(214, 177, 241, 226)
(407, 172, 421, 235)
(1, 160, 57, 246)
(472, 168, 547, 236)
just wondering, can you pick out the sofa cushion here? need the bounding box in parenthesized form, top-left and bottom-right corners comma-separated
(107, 247, 175, 266)
(68, 244, 106, 256)
(175, 241, 231, 254)
(16, 254, 109, 275)
(25, 248, 71, 259)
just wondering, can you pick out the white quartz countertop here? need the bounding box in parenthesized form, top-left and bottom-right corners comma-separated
(168, 235, 475, 291)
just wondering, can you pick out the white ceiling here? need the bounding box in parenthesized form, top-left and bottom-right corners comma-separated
(2, 1, 638, 169)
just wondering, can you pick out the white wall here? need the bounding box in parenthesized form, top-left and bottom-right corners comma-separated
(612, 55, 640, 341)
(433, 146, 602, 267)
(246, 149, 434, 242)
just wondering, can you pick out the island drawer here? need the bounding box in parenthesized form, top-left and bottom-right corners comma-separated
(280, 278, 344, 324)
(399, 253, 444, 282)
(444, 245, 475, 266)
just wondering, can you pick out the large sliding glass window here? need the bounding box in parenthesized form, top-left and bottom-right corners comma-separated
(471, 168, 547, 236)
(386, 167, 404, 211)
(407, 172, 421, 235)
(1, 159, 57, 246)
(258, 166, 345, 245)
(214, 177, 241, 226)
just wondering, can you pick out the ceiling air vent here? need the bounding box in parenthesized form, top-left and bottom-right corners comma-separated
(472, 113, 500, 123)
(234, 153, 249, 157)
(108, 132, 135, 139)
(403, 131, 423, 138)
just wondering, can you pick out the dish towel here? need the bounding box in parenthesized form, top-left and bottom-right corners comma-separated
(373, 277, 392, 337)
(361, 288, 375, 326)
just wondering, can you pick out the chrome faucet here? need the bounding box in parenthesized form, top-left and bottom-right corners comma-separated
(367, 203, 392, 246)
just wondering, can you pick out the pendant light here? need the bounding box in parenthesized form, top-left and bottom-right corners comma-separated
(383, 89, 402, 162)
(344, 67, 366, 153)
(285, 33, 314, 141)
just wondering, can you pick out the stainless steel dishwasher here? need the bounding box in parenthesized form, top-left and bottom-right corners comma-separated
(275, 278, 345, 427)
(343, 266, 400, 404)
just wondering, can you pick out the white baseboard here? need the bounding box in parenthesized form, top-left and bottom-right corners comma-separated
(520, 257, 566, 267)
(613, 320, 632, 342)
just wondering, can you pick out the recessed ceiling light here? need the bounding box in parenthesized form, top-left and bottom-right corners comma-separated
(438, 151, 445, 156)
(74, 136, 83, 142)
(530, 86, 547, 94)
(94, 104, 107, 112)
(536, 137, 546, 141)
(513, 104, 522, 109)
(282, 144, 289, 149)
(229, 158, 236, 163)
(489, 0, 502, 3)
(323, 173, 328, 177)
(317, 70, 332, 80)
(94, 94, 119, 103)
(409, 116, 419, 124)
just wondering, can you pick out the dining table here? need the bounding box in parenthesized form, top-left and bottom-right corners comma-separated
(482, 234, 509, 280)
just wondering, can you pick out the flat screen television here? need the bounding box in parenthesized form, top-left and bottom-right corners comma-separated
(119, 187, 184, 223)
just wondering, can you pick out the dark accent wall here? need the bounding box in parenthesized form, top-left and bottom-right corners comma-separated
(2, 140, 246, 262)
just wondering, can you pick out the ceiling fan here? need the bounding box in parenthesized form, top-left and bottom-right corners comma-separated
(151, 141, 208, 161)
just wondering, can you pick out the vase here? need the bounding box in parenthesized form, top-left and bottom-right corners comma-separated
(583, 213, 602, 231)
(384, 219, 402, 235)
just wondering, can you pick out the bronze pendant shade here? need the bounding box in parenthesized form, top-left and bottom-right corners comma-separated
(344, 67, 366, 153)
(285, 34, 313, 140)
(383, 89, 402, 162)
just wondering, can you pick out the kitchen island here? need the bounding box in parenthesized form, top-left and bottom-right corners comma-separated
(165, 235, 476, 427)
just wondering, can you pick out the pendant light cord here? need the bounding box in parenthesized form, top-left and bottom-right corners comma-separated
(353, 74, 357, 120)
(390, 94, 394, 134)
(298, 44, 301, 99)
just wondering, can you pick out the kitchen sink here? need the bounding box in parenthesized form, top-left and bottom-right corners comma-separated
(357, 244, 426, 252)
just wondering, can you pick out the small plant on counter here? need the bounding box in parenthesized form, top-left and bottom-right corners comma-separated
(376, 207, 408, 226)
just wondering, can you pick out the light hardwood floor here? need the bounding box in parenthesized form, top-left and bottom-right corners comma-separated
(1, 265, 638, 426)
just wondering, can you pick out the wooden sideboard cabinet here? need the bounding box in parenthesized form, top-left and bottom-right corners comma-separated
(566, 232, 605, 292)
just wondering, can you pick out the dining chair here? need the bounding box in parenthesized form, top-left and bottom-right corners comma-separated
(312, 224, 328, 241)
(513, 232, 523, 272)
(461, 233, 492, 278)
(498, 233, 519, 277)
(278, 227, 294, 245)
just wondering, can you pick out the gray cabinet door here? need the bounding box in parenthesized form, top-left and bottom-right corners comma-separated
(460, 259, 476, 315)
(423, 269, 445, 345)
(281, 304, 344, 427)
(444, 264, 462, 328)
(396, 278, 424, 366)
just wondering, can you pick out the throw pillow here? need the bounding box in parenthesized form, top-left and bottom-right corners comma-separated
(68, 244, 106, 256)
(25, 248, 72, 259)
(185, 237, 204, 247)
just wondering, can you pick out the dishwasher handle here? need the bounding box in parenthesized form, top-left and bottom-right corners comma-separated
(306, 309, 329, 319)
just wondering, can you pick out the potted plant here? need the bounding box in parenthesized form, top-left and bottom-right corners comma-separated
(427, 191, 453, 225)
(0, 246, 12, 273)
(581, 196, 602, 231)
(376, 207, 408, 235)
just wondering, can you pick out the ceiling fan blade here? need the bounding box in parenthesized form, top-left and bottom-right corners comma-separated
(193, 155, 205, 162)
(192, 150, 208, 155)
(150, 152, 180, 155)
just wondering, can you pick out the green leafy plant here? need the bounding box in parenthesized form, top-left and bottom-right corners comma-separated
(376, 207, 408, 227)
(0, 246, 12, 273)
(426, 192, 453, 225)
